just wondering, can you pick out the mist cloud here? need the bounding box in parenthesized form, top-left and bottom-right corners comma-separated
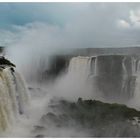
(3, 3, 140, 75)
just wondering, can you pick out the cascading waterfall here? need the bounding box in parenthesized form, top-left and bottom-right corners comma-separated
(67, 55, 140, 102)
(0, 61, 29, 132)
(68, 56, 91, 78)
(12, 71, 29, 115)
(89, 57, 97, 77)
(133, 59, 140, 100)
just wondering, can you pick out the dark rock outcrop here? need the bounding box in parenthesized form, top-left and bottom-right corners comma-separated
(38, 98, 140, 137)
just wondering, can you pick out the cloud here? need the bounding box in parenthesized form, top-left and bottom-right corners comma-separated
(129, 9, 140, 27)
(130, 9, 140, 22)
(118, 9, 140, 29)
(117, 19, 130, 28)
(2, 3, 140, 80)
(4, 4, 140, 56)
(3, 4, 140, 61)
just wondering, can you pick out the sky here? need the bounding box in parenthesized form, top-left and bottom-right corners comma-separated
(1, 3, 140, 49)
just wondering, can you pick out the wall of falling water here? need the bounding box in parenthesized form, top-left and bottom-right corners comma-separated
(68, 56, 91, 78)
(133, 59, 140, 100)
(0, 66, 29, 132)
(68, 55, 140, 102)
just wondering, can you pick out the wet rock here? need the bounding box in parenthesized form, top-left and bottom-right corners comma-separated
(35, 134, 44, 138)
(34, 125, 45, 131)
(40, 112, 60, 126)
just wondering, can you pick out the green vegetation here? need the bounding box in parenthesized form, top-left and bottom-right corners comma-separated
(40, 98, 140, 137)
(48, 98, 140, 126)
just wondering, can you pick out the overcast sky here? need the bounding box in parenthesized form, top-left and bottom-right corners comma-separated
(1, 3, 140, 49)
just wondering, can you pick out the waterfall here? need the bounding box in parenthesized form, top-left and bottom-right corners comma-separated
(0, 65, 29, 132)
(68, 55, 140, 102)
(133, 59, 140, 99)
(12, 71, 29, 115)
(90, 57, 97, 76)
(68, 56, 91, 78)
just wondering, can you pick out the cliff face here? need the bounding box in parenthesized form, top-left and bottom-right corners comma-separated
(46, 47, 140, 79)
(45, 55, 70, 78)
(44, 48, 140, 102)
(93, 55, 138, 100)
(72, 47, 140, 56)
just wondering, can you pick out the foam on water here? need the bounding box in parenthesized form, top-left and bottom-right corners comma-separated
(0, 66, 29, 133)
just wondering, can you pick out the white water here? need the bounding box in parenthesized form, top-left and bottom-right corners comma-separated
(128, 59, 140, 110)
(2, 55, 140, 137)
(68, 56, 91, 77)
(0, 66, 29, 133)
(67, 56, 140, 103)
